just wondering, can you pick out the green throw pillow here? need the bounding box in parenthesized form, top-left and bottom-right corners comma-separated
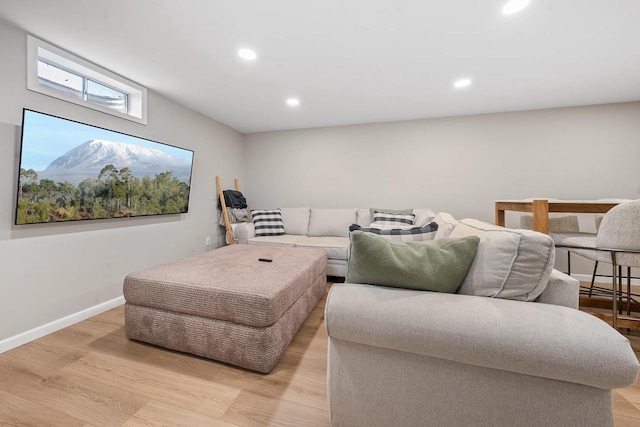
(346, 231, 480, 293)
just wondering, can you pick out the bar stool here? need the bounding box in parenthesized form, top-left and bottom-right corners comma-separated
(555, 200, 640, 328)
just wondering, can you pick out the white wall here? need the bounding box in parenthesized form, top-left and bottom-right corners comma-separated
(0, 21, 244, 343)
(244, 102, 640, 275)
(244, 102, 640, 216)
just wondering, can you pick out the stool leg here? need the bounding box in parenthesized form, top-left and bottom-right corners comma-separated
(612, 255, 618, 329)
(567, 251, 571, 276)
(619, 265, 623, 314)
(627, 266, 632, 316)
(589, 261, 598, 297)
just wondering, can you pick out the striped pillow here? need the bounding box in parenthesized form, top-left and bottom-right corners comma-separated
(349, 222, 438, 243)
(372, 211, 415, 226)
(370, 223, 415, 231)
(251, 209, 285, 237)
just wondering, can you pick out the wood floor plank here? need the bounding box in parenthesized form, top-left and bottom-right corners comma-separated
(84, 327, 225, 381)
(123, 401, 241, 427)
(221, 390, 330, 427)
(62, 351, 241, 419)
(616, 381, 640, 407)
(0, 388, 85, 427)
(33, 312, 124, 349)
(612, 392, 640, 426)
(213, 357, 328, 412)
(0, 356, 148, 426)
(0, 339, 88, 377)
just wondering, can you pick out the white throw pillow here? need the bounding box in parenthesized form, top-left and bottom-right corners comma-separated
(450, 218, 555, 301)
(356, 209, 371, 227)
(280, 207, 311, 235)
(308, 209, 357, 237)
(434, 212, 459, 239)
(412, 208, 437, 227)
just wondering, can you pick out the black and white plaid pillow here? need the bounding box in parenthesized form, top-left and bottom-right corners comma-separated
(251, 209, 285, 237)
(349, 222, 438, 242)
(372, 211, 415, 226)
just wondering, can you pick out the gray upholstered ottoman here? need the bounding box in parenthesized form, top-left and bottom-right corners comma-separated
(123, 244, 327, 373)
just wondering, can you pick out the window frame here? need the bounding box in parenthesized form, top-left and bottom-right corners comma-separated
(27, 35, 147, 124)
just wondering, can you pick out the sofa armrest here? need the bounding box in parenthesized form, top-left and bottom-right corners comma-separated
(325, 283, 639, 390)
(232, 222, 254, 244)
(534, 269, 579, 309)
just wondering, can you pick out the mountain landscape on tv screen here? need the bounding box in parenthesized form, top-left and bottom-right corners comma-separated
(16, 139, 193, 224)
(37, 139, 192, 185)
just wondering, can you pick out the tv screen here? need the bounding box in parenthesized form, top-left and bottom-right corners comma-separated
(15, 109, 194, 225)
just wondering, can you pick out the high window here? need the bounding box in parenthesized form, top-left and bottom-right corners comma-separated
(27, 35, 147, 124)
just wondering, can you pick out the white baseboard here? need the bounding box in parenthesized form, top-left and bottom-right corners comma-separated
(0, 295, 125, 354)
(571, 273, 640, 286)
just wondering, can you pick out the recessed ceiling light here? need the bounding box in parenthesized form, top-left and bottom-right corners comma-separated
(238, 48, 257, 61)
(286, 98, 300, 107)
(502, 0, 530, 15)
(453, 78, 472, 89)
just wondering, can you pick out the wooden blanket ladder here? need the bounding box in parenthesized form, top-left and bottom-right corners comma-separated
(216, 176, 242, 245)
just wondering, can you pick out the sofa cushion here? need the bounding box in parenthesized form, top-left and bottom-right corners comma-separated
(251, 209, 285, 237)
(450, 219, 555, 301)
(308, 208, 356, 237)
(372, 212, 415, 226)
(295, 236, 350, 260)
(434, 212, 459, 239)
(346, 231, 479, 293)
(248, 235, 308, 247)
(280, 207, 311, 235)
(349, 222, 438, 242)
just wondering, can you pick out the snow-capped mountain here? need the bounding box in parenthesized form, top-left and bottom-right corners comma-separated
(46, 139, 176, 170)
(38, 139, 192, 184)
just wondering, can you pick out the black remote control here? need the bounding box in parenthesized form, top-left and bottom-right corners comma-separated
(259, 258, 273, 262)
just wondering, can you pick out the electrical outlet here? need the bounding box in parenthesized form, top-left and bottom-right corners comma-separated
(205, 236, 211, 246)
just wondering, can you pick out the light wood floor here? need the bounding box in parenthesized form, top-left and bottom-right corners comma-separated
(1, 284, 640, 427)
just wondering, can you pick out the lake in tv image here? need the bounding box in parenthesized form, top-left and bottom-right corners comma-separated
(16, 109, 194, 225)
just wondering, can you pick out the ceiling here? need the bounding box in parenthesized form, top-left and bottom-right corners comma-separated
(0, 0, 639, 133)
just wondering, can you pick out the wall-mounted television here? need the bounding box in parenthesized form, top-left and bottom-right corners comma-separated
(15, 109, 194, 225)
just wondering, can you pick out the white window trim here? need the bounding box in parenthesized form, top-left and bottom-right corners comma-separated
(26, 35, 148, 125)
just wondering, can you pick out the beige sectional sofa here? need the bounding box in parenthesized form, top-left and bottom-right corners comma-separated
(233, 207, 436, 276)
(325, 214, 639, 427)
